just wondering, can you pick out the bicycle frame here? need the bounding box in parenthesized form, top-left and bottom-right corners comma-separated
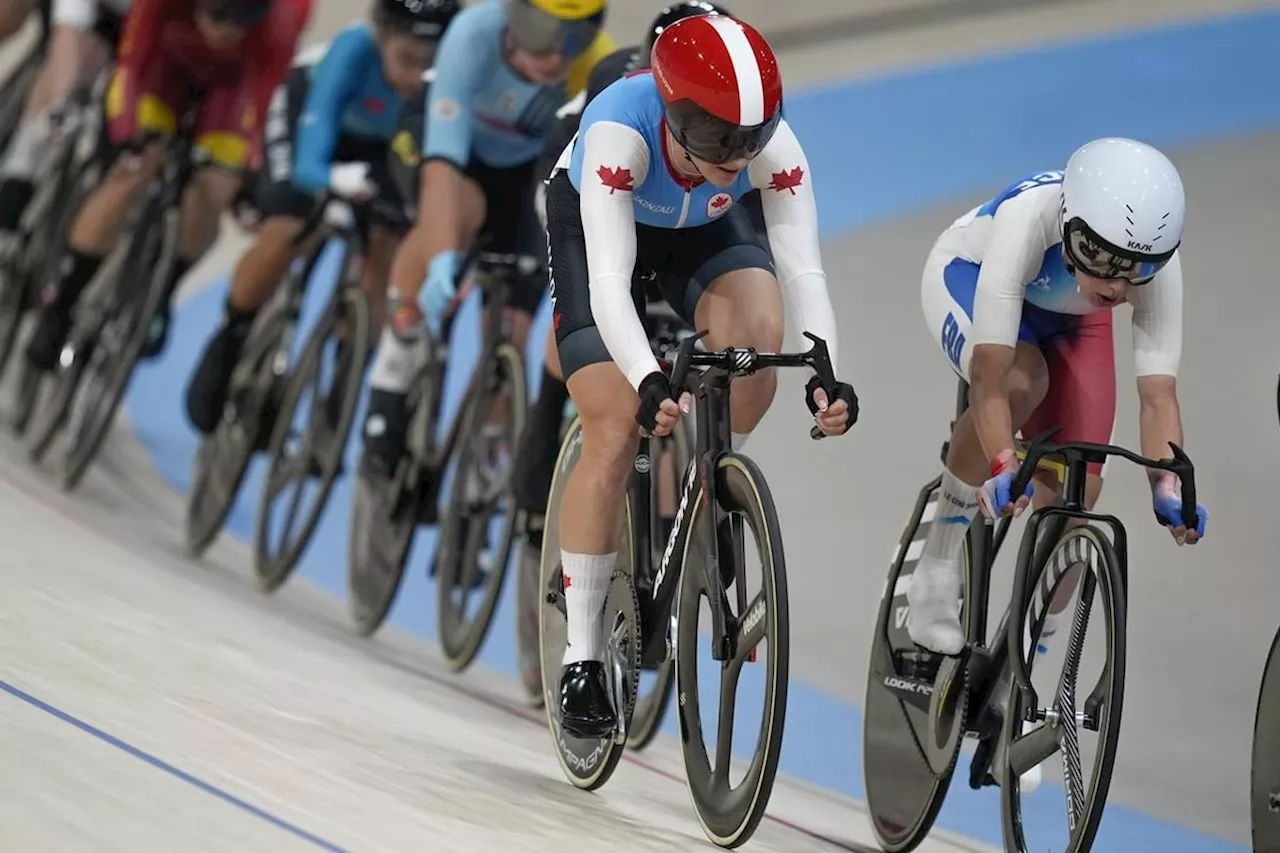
(631, 330, 838, 667)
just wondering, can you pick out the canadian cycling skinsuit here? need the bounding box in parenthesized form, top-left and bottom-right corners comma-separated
(545, 70, 837, 388)
(256, 21, 408, 227)
(921, 169, 1183, 474)
(417, 0, 615, 315)
(105, 0, 312, 170)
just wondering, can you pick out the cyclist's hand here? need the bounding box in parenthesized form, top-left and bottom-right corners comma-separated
(805, 375, 858, 436)
(977, 448, 1033, 519)
(1152, 477, 1207, 545)
(419, 250, 461, 335)
(636, 371, 689, 437)
(329, 161, 376, 201)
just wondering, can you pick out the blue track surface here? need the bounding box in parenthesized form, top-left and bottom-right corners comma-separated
(125, 10, 1280, 851)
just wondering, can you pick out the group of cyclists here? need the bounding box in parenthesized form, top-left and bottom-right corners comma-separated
(0, 0, 1209, 806)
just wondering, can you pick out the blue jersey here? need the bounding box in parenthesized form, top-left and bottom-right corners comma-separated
(566, 73, 755, 229)
(421, 0, 610, 169)
(293, 22, 403, 194)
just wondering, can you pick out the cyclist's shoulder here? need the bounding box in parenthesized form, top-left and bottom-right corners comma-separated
(976, 169, 1064, 217)
(581, 71, 659, 133)
(444, 0, 505, 43)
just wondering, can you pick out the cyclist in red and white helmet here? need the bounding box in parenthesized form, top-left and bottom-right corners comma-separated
(542, 13, 859, 739)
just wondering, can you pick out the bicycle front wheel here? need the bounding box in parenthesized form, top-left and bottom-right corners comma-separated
(1000, 523, 1126, 853)
(1252, 625, 1280, 850)
(675, 452, 789, 849)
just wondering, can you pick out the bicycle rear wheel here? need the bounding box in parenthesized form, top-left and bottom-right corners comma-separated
(863, 477, 977, 852)
(675, 452, 788, 849)
(435, 340, 527, 672)
(1000, 524, 1126, 853)
(1252, 625, 1280, 851)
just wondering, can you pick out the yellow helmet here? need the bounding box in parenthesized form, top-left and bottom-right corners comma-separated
(506, 0, 605, 56)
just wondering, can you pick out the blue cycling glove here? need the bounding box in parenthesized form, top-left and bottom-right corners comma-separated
(1152, 478, 1207, 542)
(976, 448, 1034, 519)
(420, 249, 461, 335)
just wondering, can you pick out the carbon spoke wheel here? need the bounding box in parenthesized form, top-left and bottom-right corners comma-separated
(184, 307, 289, 558)
(514, 531, 545, 707)
(435, 341, 527, 672)
(254, 287, 370, 592)
(539, 416, 634, 791)
(60, 213, 175, 493)
(1000, 525, 1126, 853)
(675, 453, 789, 850)
(862, 480, 976, 852)
(1252, 625, 1280, 851)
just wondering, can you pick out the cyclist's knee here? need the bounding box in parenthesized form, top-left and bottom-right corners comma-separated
(569, 363, 640, 492)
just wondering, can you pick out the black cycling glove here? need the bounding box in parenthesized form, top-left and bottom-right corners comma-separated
(805, 373, 859, 434)
(636, 371, 676, 432)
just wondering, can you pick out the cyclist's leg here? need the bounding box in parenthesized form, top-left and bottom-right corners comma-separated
(360, 156, 484, 477)
(546, 169, 647, 736)
(0, 3, 115, 234)
(24, 57, 180, 370)
(1019, 307, 1116, 653)
(906, 252, 1052, 656)
(674, 204, 779, 443)
(184, 73, 318, 434)
(0, 0, 37, 41)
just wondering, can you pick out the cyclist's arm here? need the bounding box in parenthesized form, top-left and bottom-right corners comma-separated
(578, 119, 656, 390)
(965, 189, 1050, 465)
(107, 0, 165, 143)
(418, 10, 485, 261)
(748, 120, 839, 370)
(292, 28, 365, 193)
(1129, 252, 1185, 485)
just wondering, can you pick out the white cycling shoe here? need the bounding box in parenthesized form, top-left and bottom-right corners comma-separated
(906, 557, 965, 655)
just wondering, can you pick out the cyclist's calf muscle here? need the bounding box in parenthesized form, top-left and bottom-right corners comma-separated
(68, 145, 169, 252)
(230, 215, 325, 311)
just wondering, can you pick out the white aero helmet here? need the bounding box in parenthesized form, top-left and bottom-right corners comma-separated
(1060, 137, 1184, 283)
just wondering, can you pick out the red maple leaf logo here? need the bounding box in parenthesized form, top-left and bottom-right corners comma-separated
(597, 165, 634, 194)
(769, 167, 805, 194)
(710, 195, 729, 209)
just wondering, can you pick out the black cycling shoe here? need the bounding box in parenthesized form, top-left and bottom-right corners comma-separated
(24, 305, 70, 372)
(359, 387, 408, 478)
(559, 660, 617, 739)
(185, 324, 247, 435)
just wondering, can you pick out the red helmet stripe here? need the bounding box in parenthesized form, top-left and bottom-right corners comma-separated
(706, 16, 763, 125)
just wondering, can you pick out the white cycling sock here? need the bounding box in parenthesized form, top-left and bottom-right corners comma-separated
(907, 468, 980, 654)
(368, 323, 423, 394)
(0, 109, 51, 181)
(561, 551, 615, 665)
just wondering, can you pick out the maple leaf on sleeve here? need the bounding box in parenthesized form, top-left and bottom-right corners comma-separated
(597, 165, 634, 194)
(768, 167, 805, 194)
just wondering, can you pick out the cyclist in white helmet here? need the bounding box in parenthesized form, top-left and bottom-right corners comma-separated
(907, 136, 1208, 785)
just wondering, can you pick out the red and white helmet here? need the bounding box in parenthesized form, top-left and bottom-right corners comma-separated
(649, 14, 782, 164)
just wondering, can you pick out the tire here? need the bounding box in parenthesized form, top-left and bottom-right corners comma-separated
(1000, 524, 1126, 853)
(0, 49, 42, 155)
(435, 340, 527, 672)
(183, 302, 290, 558)
(863, 477, 978, 852)
(1252, 625, 1280, 852)
(675, 452, 789, 849)
(254, 285, 371, 592)
(514, 533, 545, 707)
(538, 415, 633, 791)
(59, 200, 178, 492)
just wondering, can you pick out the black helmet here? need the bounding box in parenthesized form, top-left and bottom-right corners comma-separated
(372, 0, 460, 40)
(644, 1, 730, 58)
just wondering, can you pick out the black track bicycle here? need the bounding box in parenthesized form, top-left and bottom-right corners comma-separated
(538, 329, 841, 849)
(0, 70, 109, 417)
(184, 194, 377, 562)
(23, 107, 207, 491)
(346, 249, 528, 672)
(862, 380, 1199, 853)
(1252, 625, 1280, 852)
(514, 297, 694, 745)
